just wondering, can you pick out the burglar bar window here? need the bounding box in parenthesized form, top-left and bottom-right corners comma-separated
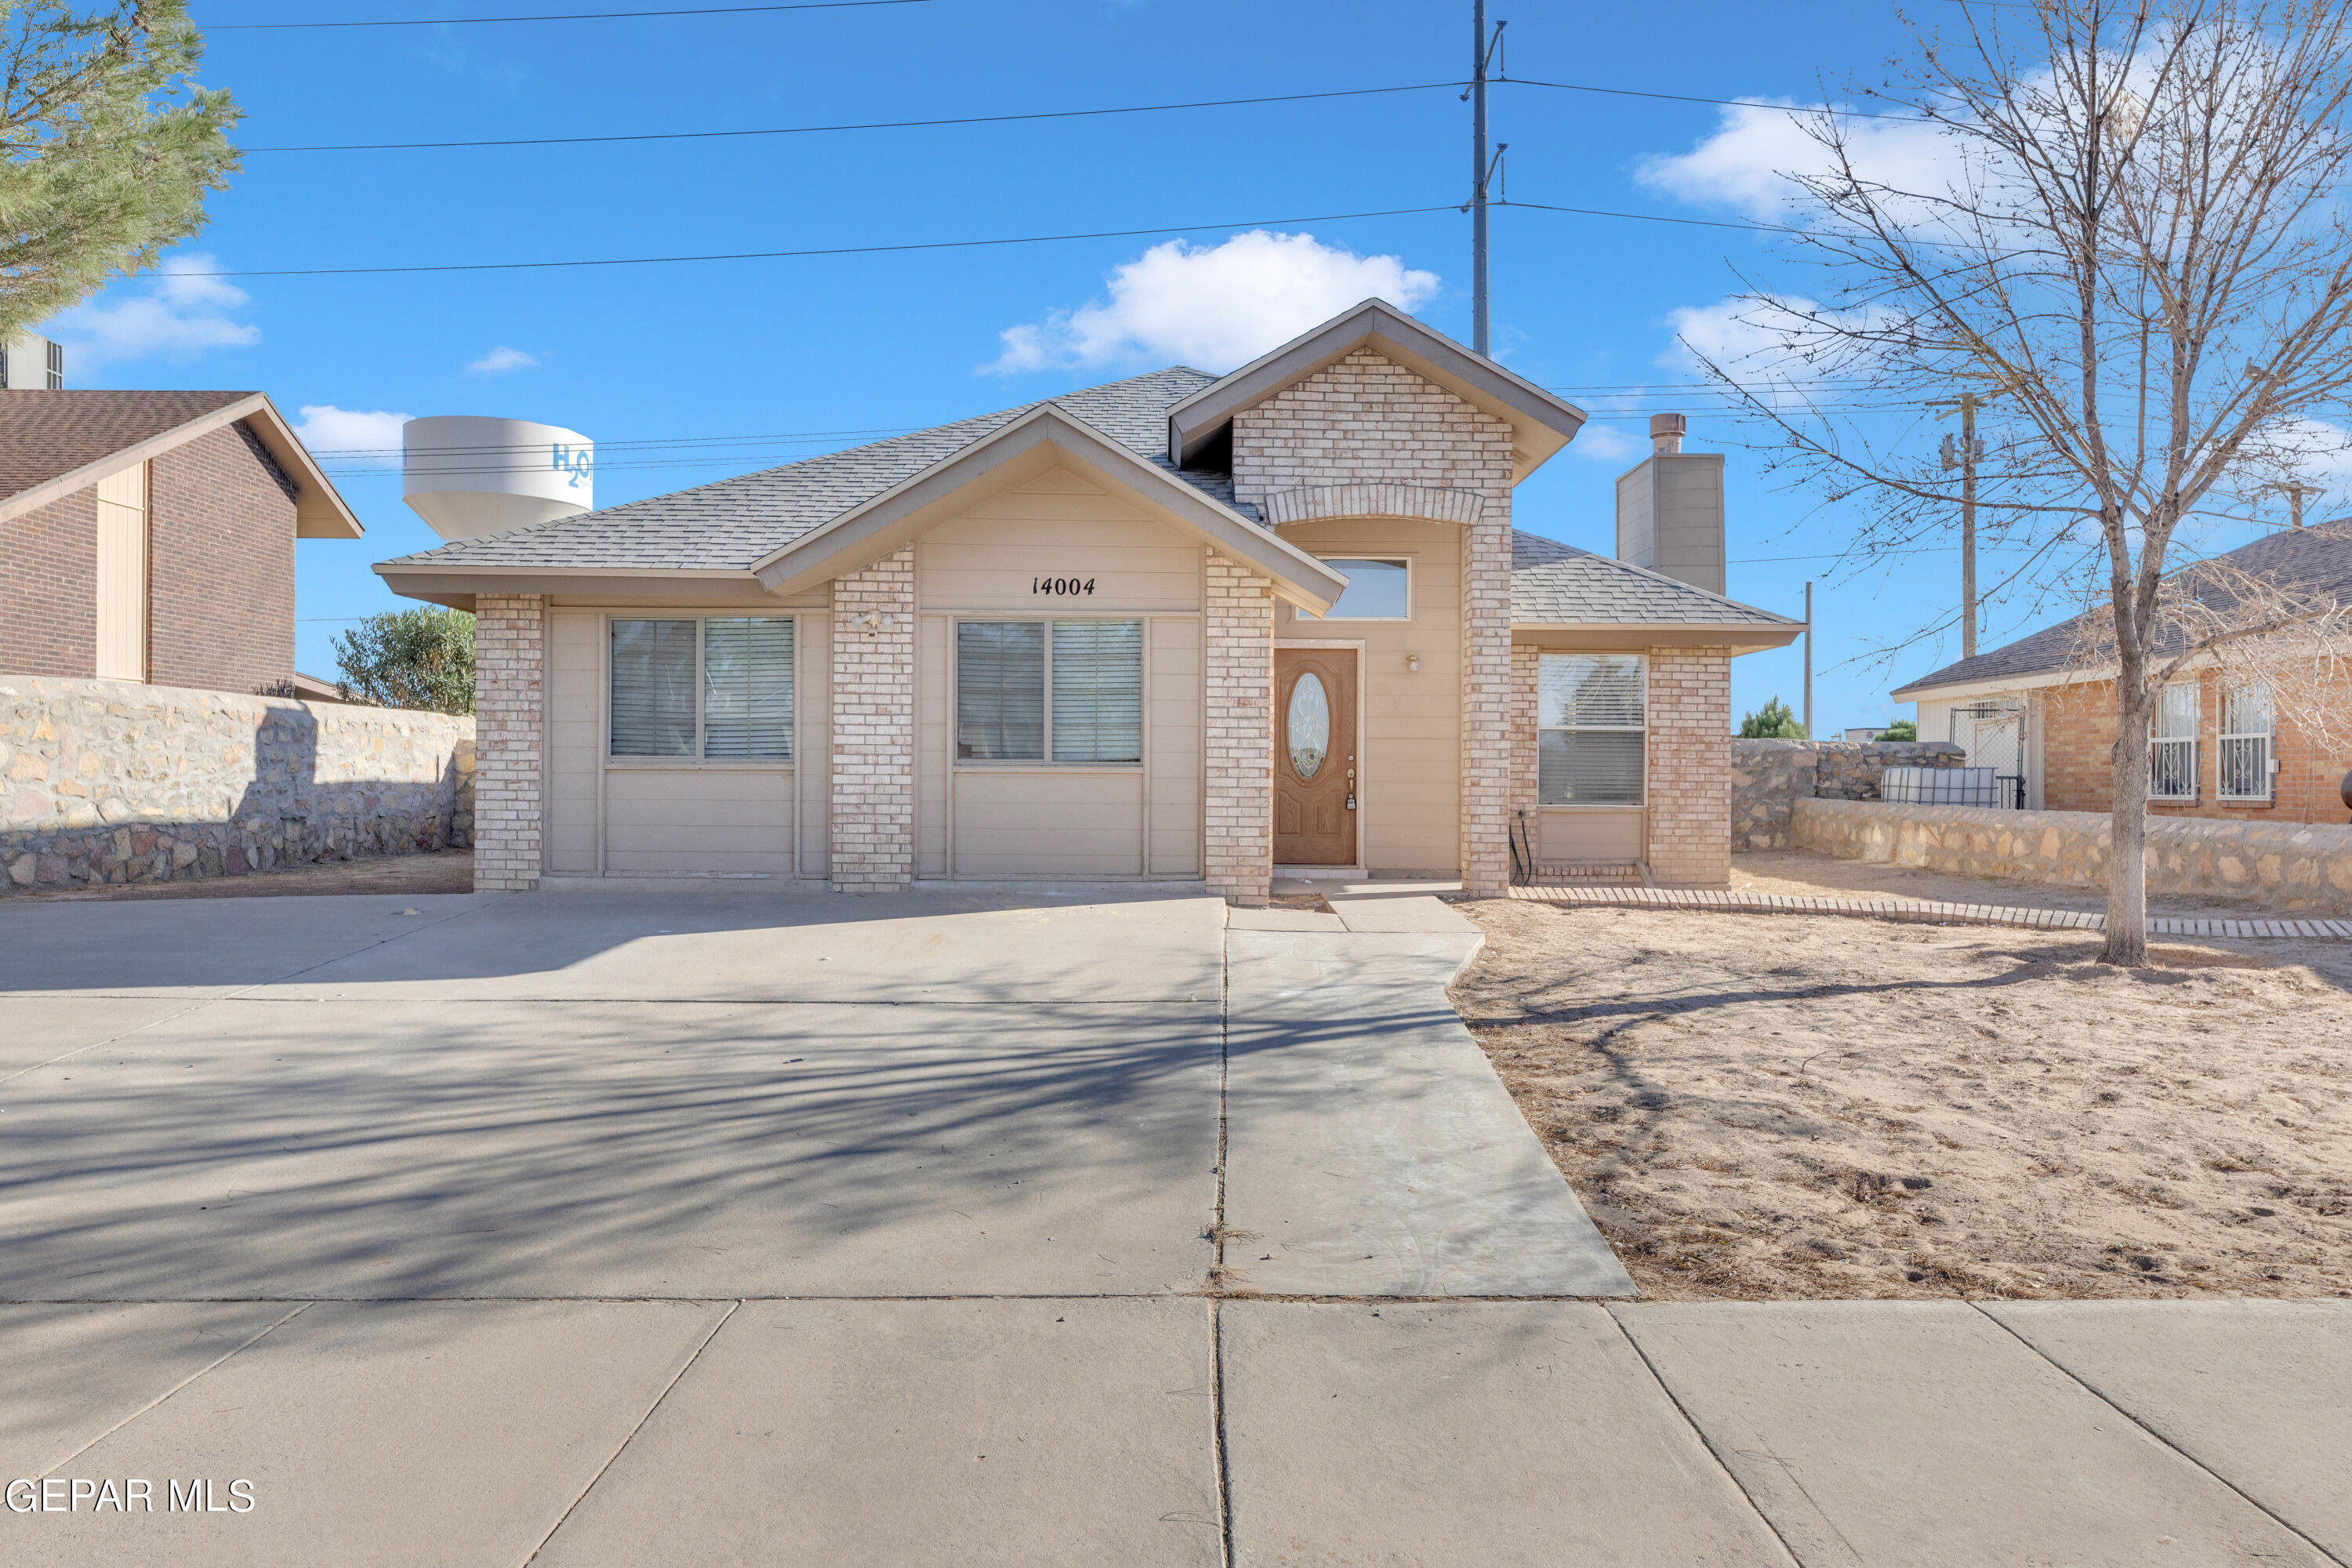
(2149, 681, 2199, 800)
(1537, 653, 1646, 805)
(956, 620, 1142, 764)
(2218, 684, 2274, 801)
(610, 616, 794, 760)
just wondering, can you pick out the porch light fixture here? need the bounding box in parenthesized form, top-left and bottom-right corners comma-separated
(1406, 652, 1421, 672)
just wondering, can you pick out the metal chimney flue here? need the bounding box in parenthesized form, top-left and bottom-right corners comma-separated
(1650, 412, 1686, 456)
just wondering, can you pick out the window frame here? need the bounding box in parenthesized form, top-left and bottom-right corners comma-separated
(951, 614, 1147, 771)
(604, 612, 798, 768)
(2147, 680, 2200, 802)
(2216, 682, 2276, 803)
(1536, 652, 1649, 809)
(1298, 557, 1413, 622)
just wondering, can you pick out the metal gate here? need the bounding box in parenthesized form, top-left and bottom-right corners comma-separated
(1951, 702, 2027, 808)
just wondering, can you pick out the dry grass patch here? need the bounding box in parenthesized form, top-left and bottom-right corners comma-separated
(1454, 898, 2352, 1301)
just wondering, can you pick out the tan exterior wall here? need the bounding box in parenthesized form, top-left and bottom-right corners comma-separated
(1273, 516, 1461, 873)
(2042, 673, 2352, 823)
(1232, 347, 1514, 894)
(474, 593, 545, 891)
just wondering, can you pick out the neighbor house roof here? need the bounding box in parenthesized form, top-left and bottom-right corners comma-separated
(1890, 521, 2352, 699)
(0, 390, 365, 539)
(382, 368, 1227, 575)
(1510, 534, 1802, 629)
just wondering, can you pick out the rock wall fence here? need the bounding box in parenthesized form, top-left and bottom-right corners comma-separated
(2, 674, 474, 897)
(1791, 797, 2352, 915)
(1732, 739, 1969, 850)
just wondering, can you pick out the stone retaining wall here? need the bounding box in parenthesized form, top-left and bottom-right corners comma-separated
(1791, 797, 2352, 915)
(1732, 739, 1969, 850)
(2, 673, 474, 897)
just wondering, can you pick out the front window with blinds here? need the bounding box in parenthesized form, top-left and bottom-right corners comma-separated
(610, 617, 793, 760)
(1538, 654, 1646, 805)
(2218, 684, 2274, 800)
(2148, 681, 2198, 800)
(956, 619, 1142, 764)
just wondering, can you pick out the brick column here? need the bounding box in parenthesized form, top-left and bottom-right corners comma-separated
(472, 593, 544, 891)
(1646, 647, 1733, 885)
(830, 547, 916, 892)
(1458, 503, 1513, 896)
(1509, 644, 1540, 871)
(1206, 548, 1274, 902)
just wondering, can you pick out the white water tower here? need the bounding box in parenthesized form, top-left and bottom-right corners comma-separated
(401, 416, 593, 541)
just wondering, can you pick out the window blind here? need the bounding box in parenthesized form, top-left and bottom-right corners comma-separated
(1537, 653, 1646, 806)
(702, 617, 794, 760)
(1051, 620, 1143, 763)
(956, 622, 1045, 760)
(610, 619, 696, 757)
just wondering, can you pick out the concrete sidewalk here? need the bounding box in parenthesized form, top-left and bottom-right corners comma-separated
(3, 888, 2348, 1565)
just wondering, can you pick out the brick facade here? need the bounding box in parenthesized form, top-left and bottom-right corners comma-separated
(2042, 673, 2352, 823)
(0, 487, 96, 677)
(1509, 644, 1540, 868)
(473, 594, 545, 891)
(1205, 548, 1276, 902)
(149, 422, 299, 693)
(830, 546, 916, 892)
(1232, 348, 1516, 895)
(1643, 647, 1733, 884)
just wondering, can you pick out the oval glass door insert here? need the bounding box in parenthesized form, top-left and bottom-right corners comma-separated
(1287, 672, 1330, 779)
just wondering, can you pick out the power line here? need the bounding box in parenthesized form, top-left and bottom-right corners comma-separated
(1501, 198, 1793, 236)
(213, 0, 923, 28)
(1500, 74, 1926, 123)
(179, 203, 1465, 278)
(241, 82, 1461, 154)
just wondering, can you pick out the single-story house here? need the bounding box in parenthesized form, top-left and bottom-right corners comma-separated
(1892, 521, 2352, 822)
(378, 299, 1800, 898)
(0, 387, 364, 694)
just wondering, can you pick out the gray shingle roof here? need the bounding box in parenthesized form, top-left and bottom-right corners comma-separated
(385, 367, 1230, 572)
(1511, 534, 1799, 626)
(1890, 521, 2352, 697)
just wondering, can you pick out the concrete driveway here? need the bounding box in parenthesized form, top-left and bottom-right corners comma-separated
(2, 887, 2347, 1566)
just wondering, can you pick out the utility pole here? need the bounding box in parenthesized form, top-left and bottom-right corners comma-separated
(1933, 391, 1993, 659)
(1803, 580, 1814, 739)
(1465, 4, 1506, 356)
(2259, 478, 2324, 529)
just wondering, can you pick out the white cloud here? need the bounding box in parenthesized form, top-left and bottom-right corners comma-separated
(49, 254, 259, 370)
(467, 345, 538, 373)
(294, 406, 412, 466)
(1570, 423, 1639, 463)
(1635, 100, 1970, 224)
(988, 230, 1440, 375)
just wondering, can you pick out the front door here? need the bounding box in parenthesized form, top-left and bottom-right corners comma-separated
(1274, 648, 1357, 866)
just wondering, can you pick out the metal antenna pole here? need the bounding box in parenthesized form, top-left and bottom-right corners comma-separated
(1471, 0, 1490, 355)
(1959, 394, 1979, 659)
(1804, 580, 1814, 739)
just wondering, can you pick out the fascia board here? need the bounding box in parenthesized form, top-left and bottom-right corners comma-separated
(1512, 622, 1806, 654)
(1889, 665, 2088, 702)
(0, 392, 366, 539)
(1164, 299, 1588, 481)
(373, 562, 769, 610)
(751, 405, 1351, 612)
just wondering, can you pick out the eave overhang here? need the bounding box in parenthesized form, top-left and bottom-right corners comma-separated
(1513, 620, 1805, 656)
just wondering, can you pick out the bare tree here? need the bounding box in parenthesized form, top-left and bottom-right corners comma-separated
(1695, 0, 2352, 963)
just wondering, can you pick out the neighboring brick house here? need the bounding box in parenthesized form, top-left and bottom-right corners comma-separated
(377, 300, 1800, 898)
(0, 390, 363, 694)
(1893, 522, 2352, 823)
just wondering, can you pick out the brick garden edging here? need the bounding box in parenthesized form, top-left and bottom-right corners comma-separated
(1, 673, 473, 897)
(1791, 797, 2352, 917)
(1505, 883, 2352, 939)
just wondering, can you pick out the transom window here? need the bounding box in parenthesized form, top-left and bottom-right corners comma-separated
(956, 619, 1142, 764)
(2148, 681, 2198, 800)
(610, 616, 794, 760)
(1538, 654, 1646, 806)
(2218, 684, 2274, 801)
(1299, 558, 1410, 621)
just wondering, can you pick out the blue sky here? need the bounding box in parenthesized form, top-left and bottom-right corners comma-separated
(51, 0, 2308, 730)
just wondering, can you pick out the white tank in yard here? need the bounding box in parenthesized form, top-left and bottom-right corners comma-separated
(401, 415, 593, 541)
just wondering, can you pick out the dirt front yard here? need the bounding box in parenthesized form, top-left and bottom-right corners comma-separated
(1454, 898, 2352, 1301)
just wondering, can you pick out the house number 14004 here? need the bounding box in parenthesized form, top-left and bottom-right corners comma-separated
(1033, 576, 1095, 596)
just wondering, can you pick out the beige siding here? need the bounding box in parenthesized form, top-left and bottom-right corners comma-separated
(93, 463, 149, 682)
(917, 468, 1203, 612)
(604, 767, 794, 875)
(1273, 517, 1461, 873)
(1541, 807, 1646, 862)
(797, 607, 832, 878)
(546, 610, 602, 874)
(1148, 615, 1203, 875)
(951, 770, 1145, 877)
